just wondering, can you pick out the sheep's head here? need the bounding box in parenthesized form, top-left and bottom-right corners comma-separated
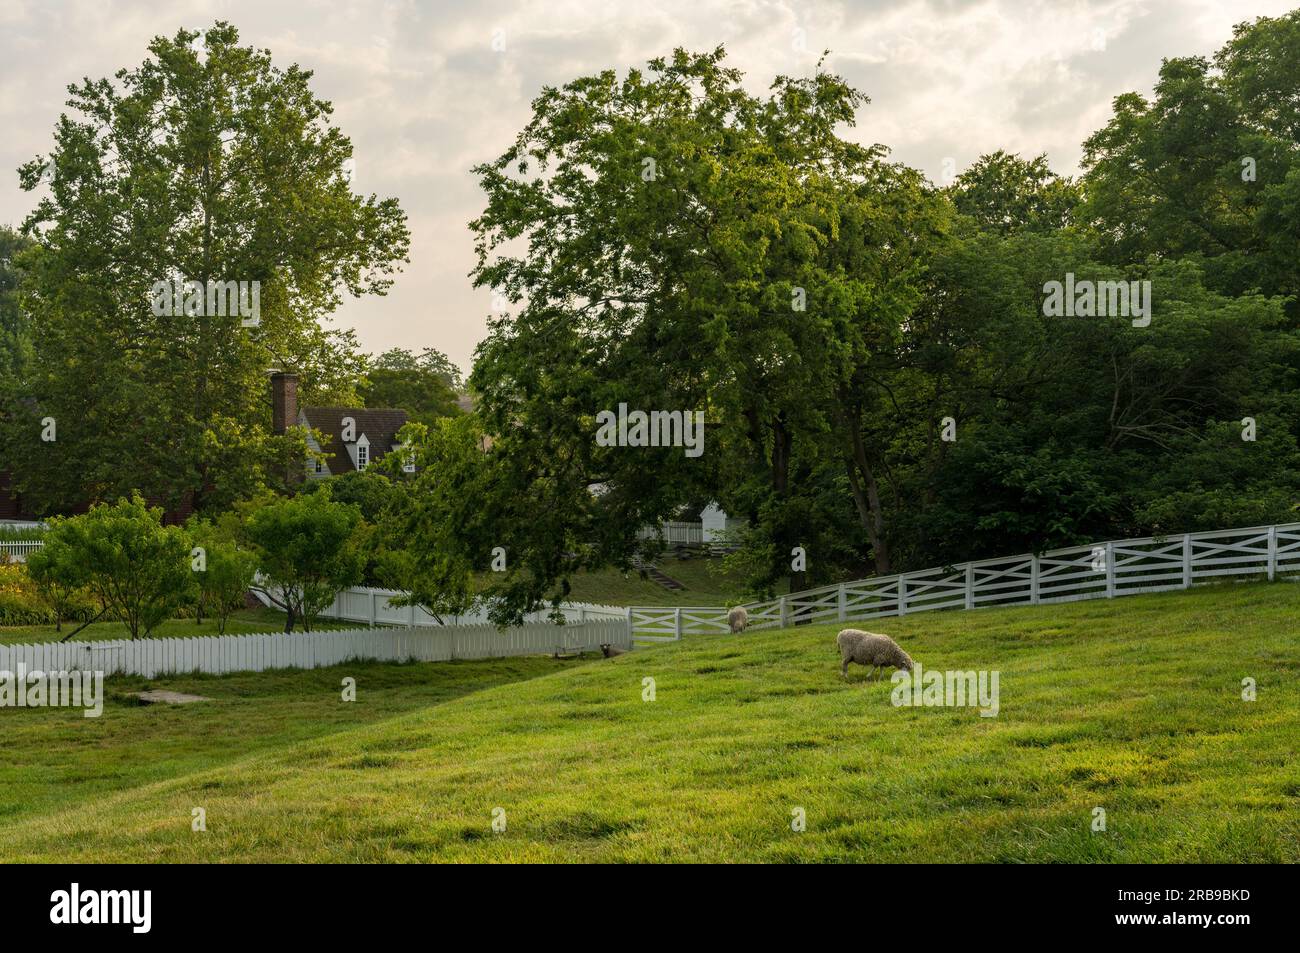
(899, 652, 915, 673)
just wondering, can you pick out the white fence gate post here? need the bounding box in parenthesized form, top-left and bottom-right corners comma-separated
(1105, 541, 1115, 598)
(964, 563, 974, 610)
(897, 576, 907, 617)
(1182, 534, 1193, 589)
(1267, 526, 1277, 581)
(837, 584, 847, 621)
(1031, 553, 1040, 605)
(369, 591, 378, 627)
(778, 596, 788, 628)
(673, 607, 682, 641)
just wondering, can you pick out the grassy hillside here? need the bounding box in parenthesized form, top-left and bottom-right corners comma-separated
(3, 582, 1298, 862)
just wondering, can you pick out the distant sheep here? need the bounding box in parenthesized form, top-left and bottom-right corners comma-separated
(727, 606, 749, 634)
(836, 628, 914, 680)
(600, 643, 629, 658)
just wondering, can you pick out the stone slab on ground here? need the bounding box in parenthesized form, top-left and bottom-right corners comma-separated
(131, 690, 212, 705)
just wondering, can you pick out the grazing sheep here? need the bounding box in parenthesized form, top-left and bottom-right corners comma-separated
(728, 606, 749, 634)
(600, 643, 629, 658)
(836, 628, 914, 680)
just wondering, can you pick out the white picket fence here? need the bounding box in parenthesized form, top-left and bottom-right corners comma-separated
(0, 619, 632, 679)
(255, 584, 628, 628)
(637, 521, 705, 545)
(629, 523, 1300, 643)
(0, 540, 43, 562)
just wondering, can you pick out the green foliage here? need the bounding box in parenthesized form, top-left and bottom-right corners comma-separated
(948, 150, 1080, 235)
(298, 469, 408, 588)
(41, 495, 194, 639)
(24, 525, 92, 632)
(0, 226, 32, 403)
(358, 348, 464, 425)
(243, 488, 367, 632)
(397, 29, 1300, 616)
(187, 519, 259, 634)
(5, 21, 409, 515)
(377, 416, 504, 621)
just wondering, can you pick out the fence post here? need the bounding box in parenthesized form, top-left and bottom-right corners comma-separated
(1267, 525, 1277, 581)
(964, 564, 974, 610)
(1105, 541, 1115, 598)
(897, 576, 907, 617)
(1031, 553, 1040, 605)
(837, 584, 847, 622)
(626, 606, 634, 645)
(1182, 534, 1192, 589)
(369, 591, 378, 627)
(673, 607, 682, 641)
(779, 596, 788, 628)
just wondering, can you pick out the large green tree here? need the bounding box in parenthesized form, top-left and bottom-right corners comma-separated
(357, 347, 463, 425)
(6, 21, 409, 516)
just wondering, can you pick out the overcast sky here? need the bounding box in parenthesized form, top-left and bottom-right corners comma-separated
(1, 0, 1292, 375)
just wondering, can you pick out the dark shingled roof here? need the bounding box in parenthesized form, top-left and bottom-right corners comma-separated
(301, 407, 409, 474)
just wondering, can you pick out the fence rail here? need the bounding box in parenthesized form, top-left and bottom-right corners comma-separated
(628, 523, 1300, 643)
(0, 619, 631, 679)
(0, 540, 44, 562)
(637, 521, 705, 545)
(263, 584, 628, 628)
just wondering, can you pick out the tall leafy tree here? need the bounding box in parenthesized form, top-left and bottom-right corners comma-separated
(244, 489, 367, 632)
(7, 21, 409, 515)
(449, 48, 946, 611)
(358, 347, 463, 425)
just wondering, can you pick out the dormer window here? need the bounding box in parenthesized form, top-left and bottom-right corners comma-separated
(357, 442, 369, 470)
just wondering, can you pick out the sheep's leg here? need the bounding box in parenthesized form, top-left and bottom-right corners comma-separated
(840, 657, 849, 679)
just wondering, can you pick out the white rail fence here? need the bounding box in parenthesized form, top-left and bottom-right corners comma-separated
(0, 619, 631, 679)
(629, 523, 1300, 644)
(252, 584, 628, 628)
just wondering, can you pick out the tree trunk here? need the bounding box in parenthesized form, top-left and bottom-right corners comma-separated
(845, 422, 892, 574)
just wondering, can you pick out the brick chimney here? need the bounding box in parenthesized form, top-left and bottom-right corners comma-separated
(271, 372, 299, 436)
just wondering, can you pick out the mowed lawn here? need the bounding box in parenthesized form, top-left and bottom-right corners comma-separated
(2, 582, 1297, 862)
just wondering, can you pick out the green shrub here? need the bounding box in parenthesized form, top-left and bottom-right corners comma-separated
(0, 559, 97, 627)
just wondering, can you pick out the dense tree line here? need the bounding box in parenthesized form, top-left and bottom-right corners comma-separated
(396, 15, 1300, 617)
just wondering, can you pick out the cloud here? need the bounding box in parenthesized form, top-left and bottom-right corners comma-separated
(1, 0, 1290, 373)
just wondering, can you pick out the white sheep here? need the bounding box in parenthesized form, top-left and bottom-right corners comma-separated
(727, 606, 749, 634)
(836, 628, 914, 680)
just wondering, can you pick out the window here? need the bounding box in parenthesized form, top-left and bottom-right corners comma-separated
(357, 443, 369, 470)
(402, 442, 416, 473)
(314, 459, 324, 474)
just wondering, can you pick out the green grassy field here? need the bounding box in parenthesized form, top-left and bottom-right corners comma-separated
(0, 607, 360, 645)
(2, 581, 1297, 862)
